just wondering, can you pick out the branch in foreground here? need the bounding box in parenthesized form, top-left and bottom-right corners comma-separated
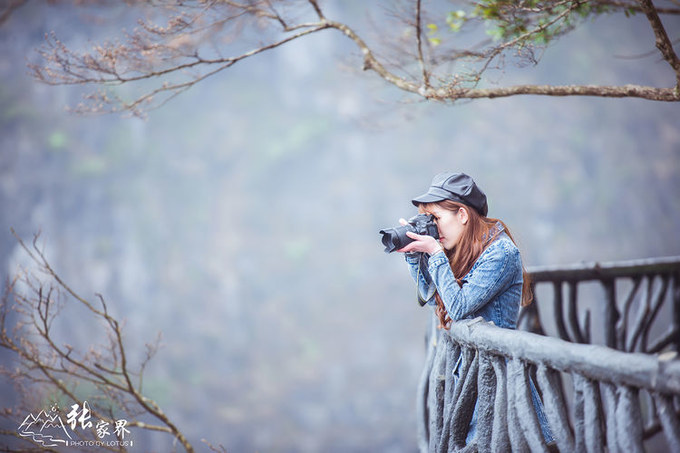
(637, 0, 680, 86)
(423, 83, 680, 101)
(322, 17, 680, 102)
(0, 0, 27, 27)
(29, 0, 680, 114)
(0, 230, 195, 452)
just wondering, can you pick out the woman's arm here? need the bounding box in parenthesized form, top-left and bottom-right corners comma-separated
(428, 238, 520, 320)
(398, 220, 442, 304)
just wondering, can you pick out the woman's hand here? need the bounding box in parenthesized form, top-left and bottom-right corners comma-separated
(397, 218, 444, 255)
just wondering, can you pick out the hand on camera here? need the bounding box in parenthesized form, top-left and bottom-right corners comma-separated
(396, 218, 444, 255)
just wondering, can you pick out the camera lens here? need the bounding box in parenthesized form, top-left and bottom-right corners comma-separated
(379, 226, 413, 253)
(380, 229, 398, 253)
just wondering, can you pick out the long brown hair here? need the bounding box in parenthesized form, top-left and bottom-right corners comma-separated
(419, 200, 533, 329)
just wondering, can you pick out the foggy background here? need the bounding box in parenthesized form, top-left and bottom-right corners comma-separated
(1, 1, 679, 451)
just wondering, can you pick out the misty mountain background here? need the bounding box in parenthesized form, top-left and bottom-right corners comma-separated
(1, 1, 679, 451)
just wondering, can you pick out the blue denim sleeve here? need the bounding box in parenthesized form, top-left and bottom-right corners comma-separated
(404, 253, 437, 304)
(426, 239, 519, 320)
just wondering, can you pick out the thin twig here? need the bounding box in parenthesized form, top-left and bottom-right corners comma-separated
(415, 0, 430, 90)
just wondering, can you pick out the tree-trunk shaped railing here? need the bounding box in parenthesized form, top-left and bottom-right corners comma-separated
(520, 256, 680, 353)
(417, 256, 680, 452)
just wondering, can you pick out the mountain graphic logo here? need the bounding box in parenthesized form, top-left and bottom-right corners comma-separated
(17, 408, 72, 447)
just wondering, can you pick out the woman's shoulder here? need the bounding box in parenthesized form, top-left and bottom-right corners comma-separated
(485, 232, 519, 257)
(472, 232, 519, 269)
(465, 234, 518, 278)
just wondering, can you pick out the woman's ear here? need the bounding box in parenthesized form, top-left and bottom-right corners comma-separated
(458, 207, 469, 225)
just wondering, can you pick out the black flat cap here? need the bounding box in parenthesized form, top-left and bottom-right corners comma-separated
(412, 172, 488, 216)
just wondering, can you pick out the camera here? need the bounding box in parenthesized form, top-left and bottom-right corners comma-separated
(379, 214, 439, 253)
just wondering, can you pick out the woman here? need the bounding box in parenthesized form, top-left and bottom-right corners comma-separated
(398, 172, 553, 444)
(398, 172, 530, 330)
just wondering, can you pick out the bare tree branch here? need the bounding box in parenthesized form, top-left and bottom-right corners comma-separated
(415, 0, 431, 89)
(601, 0, 680, 14)
(1, 230, 195, 452)
(0, 0, 27, 27)
(28, 0, 680, 114)
(637, 0, 680, 87)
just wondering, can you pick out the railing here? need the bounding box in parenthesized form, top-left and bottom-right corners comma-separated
(417, 256, 680, 452)
(520, 256, 680, 353)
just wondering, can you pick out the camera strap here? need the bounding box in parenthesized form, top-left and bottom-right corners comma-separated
(416, 252, 434, 306)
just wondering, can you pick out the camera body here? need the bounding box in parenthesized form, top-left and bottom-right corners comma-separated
(379, 214, 439, 253)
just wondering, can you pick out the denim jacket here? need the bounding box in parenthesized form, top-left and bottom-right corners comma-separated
(405, 229, 522, 329)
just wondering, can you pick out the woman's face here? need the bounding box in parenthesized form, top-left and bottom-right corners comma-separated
(425, 204, 468, 251)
